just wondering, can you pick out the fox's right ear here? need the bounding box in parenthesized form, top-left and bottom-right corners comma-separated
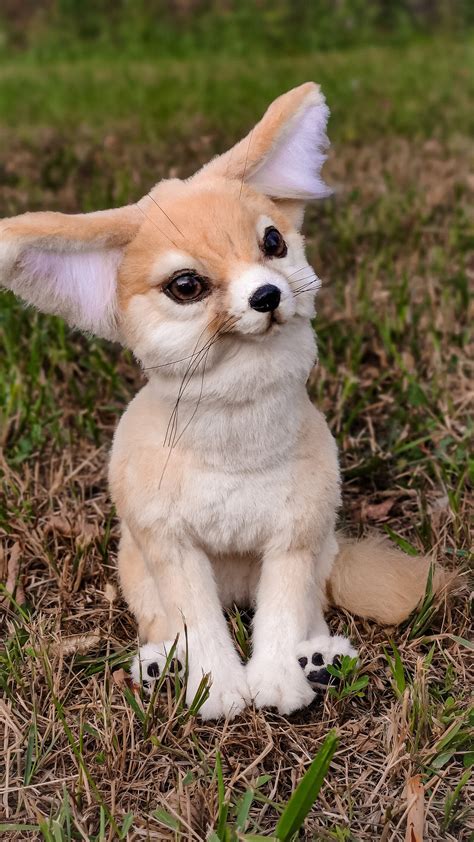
(194, 82, 331, 206)
(0, 205, 142, 339)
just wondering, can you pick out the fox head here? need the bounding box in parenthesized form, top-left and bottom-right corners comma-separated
(0, 83, 330, 377)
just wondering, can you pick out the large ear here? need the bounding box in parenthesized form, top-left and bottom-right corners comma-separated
(195, 82, 331, 203)
(0, 205, 142, 340)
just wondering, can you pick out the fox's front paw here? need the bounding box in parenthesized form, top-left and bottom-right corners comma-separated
(131, 641, 249, 719)
(130, 640, 184, 695)
(197, 665, 250, 721)
(296, 634, 357, 690)
(247, 655, 316, 714)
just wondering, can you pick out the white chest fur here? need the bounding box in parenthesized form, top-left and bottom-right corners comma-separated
(109, 319, 333, 558)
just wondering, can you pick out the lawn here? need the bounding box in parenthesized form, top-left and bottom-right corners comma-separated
(0, 31, 473, 841)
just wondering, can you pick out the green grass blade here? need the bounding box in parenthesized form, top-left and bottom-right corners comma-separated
(215, 750, 229, 838)
(275, 731, 338, 841)
(0, 826, 41, 833)
(383, 641, 406, 696)
(383, 526, 418, 556)
(408, 563, 437, 639)
(119, 813, 134, 838)
(39, 821, 54, 842)
(235, 787, 255, 831)
(241, 836, 278, 841)
(23, 723, 36, 785)
(152, 808, 180, 831)
(122, 684, 146, 724)
(443, 768, 472, 829)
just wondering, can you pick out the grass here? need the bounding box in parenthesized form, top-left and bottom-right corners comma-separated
(1, 32, 473, 840)
(1, 40, 474, 145)
(2, 0, 472, 58)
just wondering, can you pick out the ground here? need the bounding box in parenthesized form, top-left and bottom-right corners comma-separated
(0, 36, 473, 841)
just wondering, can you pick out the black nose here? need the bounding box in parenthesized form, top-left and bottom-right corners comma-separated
(249, 284, 281, 313)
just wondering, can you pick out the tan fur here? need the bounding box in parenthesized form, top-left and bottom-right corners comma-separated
(0, 205, 142, 249)
(118, 179, 293, 306)
(118, 523, 170, 643)
(328, 536, 447, 625)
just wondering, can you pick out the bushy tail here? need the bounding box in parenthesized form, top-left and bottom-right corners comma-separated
(327, 534, 447, 625)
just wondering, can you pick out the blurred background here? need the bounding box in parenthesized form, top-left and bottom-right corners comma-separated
(0, 0, 473, 214)
(1, 4, 473, 839)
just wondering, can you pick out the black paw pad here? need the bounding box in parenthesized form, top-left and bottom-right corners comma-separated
(312, 652, 324, 666)
(147, 662, 160, 678)
(307, 668, 331, 687)
(298, 656, 308, 669)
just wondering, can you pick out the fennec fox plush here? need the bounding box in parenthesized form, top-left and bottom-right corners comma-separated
(0, 83, 441, 719)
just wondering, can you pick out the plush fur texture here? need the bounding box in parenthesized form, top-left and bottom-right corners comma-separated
(0, 83, 444, 720)
(0, 206, 141, 339)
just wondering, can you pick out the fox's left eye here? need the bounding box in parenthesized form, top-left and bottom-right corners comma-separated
(164, 271, 210, 304)
(262, 226, 287, 258)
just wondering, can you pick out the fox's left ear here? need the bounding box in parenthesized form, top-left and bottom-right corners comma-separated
(0, 205, 142, 340)
(195, 82, 331, 221)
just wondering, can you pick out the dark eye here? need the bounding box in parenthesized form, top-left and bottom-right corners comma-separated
(262, 226, 287, 258)
(164, 271, 210, 304)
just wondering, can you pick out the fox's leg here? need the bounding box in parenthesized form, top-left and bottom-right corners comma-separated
(118, 523, 169, 643)
(118, 522, 249, 720)
(246, 531, 357, 713)
(246, 546, 322, 713)
(295, 533, 357, 692)
(118, 524, 184, 691)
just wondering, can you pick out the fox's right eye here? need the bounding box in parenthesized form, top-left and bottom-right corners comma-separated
(262, 226, 287, 258)
(164, 271, 210, 304)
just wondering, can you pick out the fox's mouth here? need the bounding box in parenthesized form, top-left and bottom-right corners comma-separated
(251, 310, 287, 337)
(220, 307, 289, 341)
(266, 312, 281, 333)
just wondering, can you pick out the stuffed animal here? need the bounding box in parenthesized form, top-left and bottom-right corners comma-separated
(0, 83, 443, 719)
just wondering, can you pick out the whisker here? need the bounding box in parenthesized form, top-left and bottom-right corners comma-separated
(158, 437, 175, 490)
(294, 284, 319, 296)
(170, 317, 237, 415)
(294, 284, 320, 297)
(135, 201, 180, 250)
(144, 352, 207, 371)
(293, 273, 318, 284)
(293, 280, 312, 290)
(165, 342, 212, 447)
(288, 265, 312, 278)
(146, 315, 221, 372)
(225, 143, 235, 179)
(293, 280, 319, 293)
(171, 343, 211, 449)
(292, 281, 321, 298)
(163, 316, 237, 449)
(147, 193, 184, 238)
(162, 319, 220, 446)
(239, 129, 254, 200)
(292, 274, 319, 293)
(159, 342, 211, 485)
(158, 317, 237, 487)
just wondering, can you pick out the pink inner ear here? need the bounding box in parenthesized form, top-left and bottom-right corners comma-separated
(17, 246, 122, 338)
(249, 103, 331, 200)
